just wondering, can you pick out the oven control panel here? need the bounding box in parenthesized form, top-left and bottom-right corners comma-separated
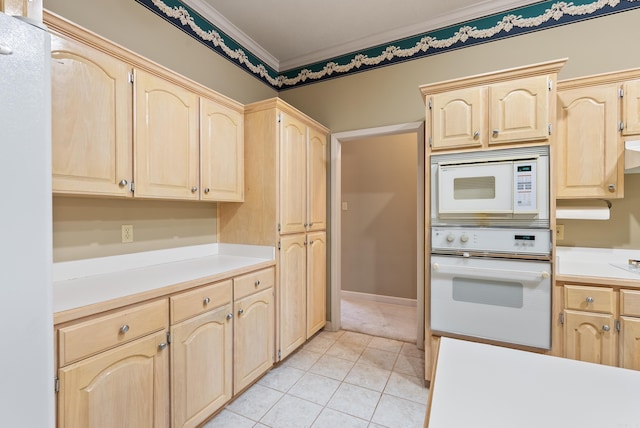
(431, 227, 552, 255)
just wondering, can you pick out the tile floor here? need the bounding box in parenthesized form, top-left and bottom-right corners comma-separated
(203, 330, 428, 428)
(340, 297, 417, 343)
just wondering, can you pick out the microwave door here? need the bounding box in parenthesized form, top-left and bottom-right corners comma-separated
(438, 162, 514, 216)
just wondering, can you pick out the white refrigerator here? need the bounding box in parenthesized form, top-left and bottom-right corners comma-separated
(0, 12, 55, 428)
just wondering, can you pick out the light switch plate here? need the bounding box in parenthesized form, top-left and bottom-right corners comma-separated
(556, 225, 565, 241)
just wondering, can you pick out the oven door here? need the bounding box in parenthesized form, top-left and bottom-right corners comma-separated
(430, 255, 551, 349)
(437, 161, 514, 216)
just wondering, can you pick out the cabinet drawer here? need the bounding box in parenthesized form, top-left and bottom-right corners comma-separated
(58, 299, 168, 366)
(170, 279, 232, 324)
(234, 267, 275, 300)
(564, 285, 615, 313)
(621, 290, 640, 317)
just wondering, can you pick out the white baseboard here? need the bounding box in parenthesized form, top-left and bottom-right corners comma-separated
(340, 290, 417, 307)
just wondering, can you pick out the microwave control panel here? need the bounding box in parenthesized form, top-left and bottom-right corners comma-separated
(513, 160, 537, 213)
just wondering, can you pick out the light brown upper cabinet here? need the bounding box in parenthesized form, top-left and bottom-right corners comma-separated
(279, 114, 308, 235)
(421, 59, 566, 152)
(556, 82, 623, 198)
(307, 127, 328, 232)
(622, 79, 640, 135)
(50, 32, 133, 197)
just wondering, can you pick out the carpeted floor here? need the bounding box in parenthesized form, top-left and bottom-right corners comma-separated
(340, 297, 417, 343)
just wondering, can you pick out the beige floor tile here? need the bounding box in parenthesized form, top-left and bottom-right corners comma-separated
(393, 354, 425, 378)
(338, 331, 374, 346)
(201, 409, 255, 428)
(288, 373, 341, 406)
(341, 299, 417, 343)
(311, 408, 369, 428)
(357, 347, 399, 371)
(326, 382, 381, 420)
(325, 341, 366, 362)
(400, 342, 425, 359)
(258, 365, 306, 392)
(304, 335, 335, 354)
(259, 394, 323, 428)
(383, 372, 429, 405)
(371, 394, 426, 428)
(343, 362, 391, 392)
(367, 336, 404, 353)
(317, 329, 346, 341)
(225, 383, 283, 421)
(309, 354, 355, 381)
(281, 349, 323, 371)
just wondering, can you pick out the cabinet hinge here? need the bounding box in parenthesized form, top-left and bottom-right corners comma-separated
(277, 112, 282, 123)
(166, 331, 171, 344)
(619, 121, 625, 132)
(559, 312, 564, 325)
(130, 181, 135, 193)
(54, 376, 60, 393)
(277, 223, 281, 232)
(428, 137, 432, 147)
(615, 319, 621, 332)
(128, 71, 134, 84)
(548, 124, 552, 135)
(428, 98, 432, 110)
(277, 349, 281, 360)
(619, 87, 624, 98)
(278, 241, 281, 250)
(548, 79, 553, 91)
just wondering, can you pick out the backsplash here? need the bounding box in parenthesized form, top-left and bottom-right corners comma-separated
(52, 196, 218, 262)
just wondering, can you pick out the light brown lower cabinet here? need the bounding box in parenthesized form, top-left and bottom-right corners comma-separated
(564, 310, 616, 366)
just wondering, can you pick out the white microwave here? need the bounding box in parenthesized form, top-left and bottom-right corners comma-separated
(431, 146, 549, 228)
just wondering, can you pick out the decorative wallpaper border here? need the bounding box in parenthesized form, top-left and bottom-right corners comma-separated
(135, 0, 640, 90)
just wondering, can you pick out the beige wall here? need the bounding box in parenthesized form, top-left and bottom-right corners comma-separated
(44, 0, 276, 104)
(53, 197, 218, 262)
(341, 133, 417, 299)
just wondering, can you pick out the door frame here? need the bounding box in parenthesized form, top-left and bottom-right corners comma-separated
(329, 121, 425, 349)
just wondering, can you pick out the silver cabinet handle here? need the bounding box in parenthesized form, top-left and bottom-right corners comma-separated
(238, 308, 244, 316)
(473, 131, 480, 139)
(119, 179, 128, 187)
(603, 325, 610, 332)
(203, 297, 210, 305)
(204, 187, 210, 194)
(158, 342, 168, 351)
(226, 313, 233, 320)
(119, 324, 130, 334)
(254, 280, 260, 287)
(492, 129, 499, 137)
(191, 186, 198, 193)
(586, 297, 594, 304)
(608, 184, 616, 192)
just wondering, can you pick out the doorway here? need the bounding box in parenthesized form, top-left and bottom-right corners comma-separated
(329, 122, 425, 348)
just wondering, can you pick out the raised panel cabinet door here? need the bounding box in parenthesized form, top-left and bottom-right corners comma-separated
(280, 113, 307, 234)
(429, 87, 484, 150)
(620, 316, 640, 371)
(556, 84, 622, 198)
(307, 127, 327, 231)
(51, 33, 133, 197)
(57, 330, 169, 428)
(564, 310, 616, 366)
(134, 69, 200, 200)
(306, 232, 326, 338)
(234, 288, 274, 392)
(279, 234, 307, 359)
(170, 304, 233, 428)
(623, 79, 640, 135)
(489, 75, 550, 144)
(200, 97, 244, 201)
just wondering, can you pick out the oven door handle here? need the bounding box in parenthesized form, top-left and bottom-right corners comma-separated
(432, 263, 550, 281)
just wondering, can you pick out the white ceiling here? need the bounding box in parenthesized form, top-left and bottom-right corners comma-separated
(182, 0, 543, 71)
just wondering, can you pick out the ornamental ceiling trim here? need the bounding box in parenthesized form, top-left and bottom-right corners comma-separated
(135, 0, 640, 90)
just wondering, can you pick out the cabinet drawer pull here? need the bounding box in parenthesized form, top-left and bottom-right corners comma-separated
(608, 184, 616, 192)
(586, 297, 594, 304)
(238, 308, 244, 316)
(602, 325, 610, 332)
(191, 186, 198, 193)
(119, 179, 128, 187)
(158, 342, 168, 351)
(203, 297, 211, 305)
(204, 187, 210, 194)
(119, 324, 130, 334)
(492, 129, 499, 137)
(226, 313, 233, 320)
(473, 131, 480, 139)
(254, 280, 260, 287)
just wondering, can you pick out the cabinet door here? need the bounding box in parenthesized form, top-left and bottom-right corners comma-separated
(620, 316, 640, 371)
(489, 75, 550, 144)
(279, 234, 307, 359)
(234, 288, 274, 392)
(280, 113, 307, 234)
(200, 98, 244, 202)
(429, 87, 484, 150)
(307, 127, 327, 231)
(134, 69, 199, 200)
(170, 304, 232, 428)
(57, 330, 169, 428)
(564, 310, 616, 366)
(623, 79, 640, 135)
(307, 232, 326, 338)
(556, 84, 622, 198)
(51, 33, 133, 197)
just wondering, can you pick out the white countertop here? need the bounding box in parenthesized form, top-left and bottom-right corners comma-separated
(556, 246, 640, 283)
(427, 337, 640, 428)
(53, 244, 275, 315)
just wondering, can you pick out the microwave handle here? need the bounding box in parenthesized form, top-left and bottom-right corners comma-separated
(432, 263, 550, 282)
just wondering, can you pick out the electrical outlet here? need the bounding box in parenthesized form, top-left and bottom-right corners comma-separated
(556, 225, 565, 241)
(121, 225, 134, 243)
